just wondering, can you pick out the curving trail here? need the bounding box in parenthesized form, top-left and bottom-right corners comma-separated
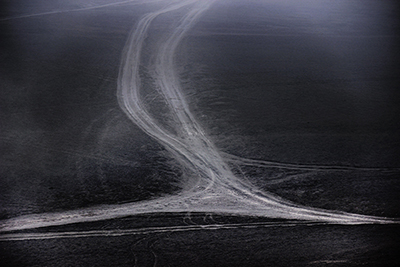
(0, 0, 398, 235)
(116, 0, 398, 224)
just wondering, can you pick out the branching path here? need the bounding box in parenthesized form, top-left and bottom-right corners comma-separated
(1, 0, 398, 236)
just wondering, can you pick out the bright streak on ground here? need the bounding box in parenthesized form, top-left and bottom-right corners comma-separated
(0, 0, 398, 235)
(0, 221, 333, 241)
(0, 0, 160, 21)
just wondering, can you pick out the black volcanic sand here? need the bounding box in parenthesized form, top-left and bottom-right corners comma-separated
(1, 1, 399, 266)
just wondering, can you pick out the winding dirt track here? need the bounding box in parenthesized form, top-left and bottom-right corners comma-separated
(0, 0, 398, 236)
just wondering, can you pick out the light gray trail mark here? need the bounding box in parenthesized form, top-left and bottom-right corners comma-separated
(0, 221, 333, 241)
(0, 0, 158, 21)
(223, 152, 400, 172)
